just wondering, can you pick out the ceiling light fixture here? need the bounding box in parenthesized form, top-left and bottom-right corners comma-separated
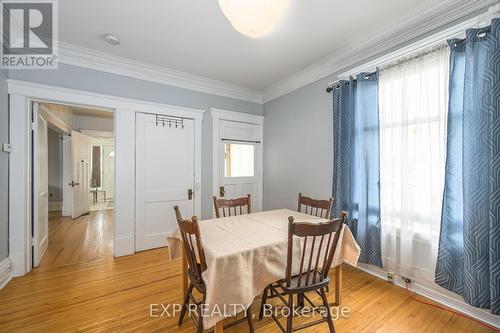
(218, 0, 290, 38)
(103, 34, 120, 46)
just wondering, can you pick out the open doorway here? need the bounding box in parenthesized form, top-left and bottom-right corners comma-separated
(33, 102, 114, 268)
(89, 136, 114, 212)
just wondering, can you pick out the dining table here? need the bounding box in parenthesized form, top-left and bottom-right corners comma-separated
(167, 208, 361, 332)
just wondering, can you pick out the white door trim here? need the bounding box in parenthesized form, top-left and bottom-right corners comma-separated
(8, 80, 204, 277)
(211, 108, 264, 214)
(211, 108, 264, 125)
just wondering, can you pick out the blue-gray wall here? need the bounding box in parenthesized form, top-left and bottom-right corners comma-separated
(8, 64, 263, 219)
(0, 70, 8, 261)
(263, 75, 334, 211)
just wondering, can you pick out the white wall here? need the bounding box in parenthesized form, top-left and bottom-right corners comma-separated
(73, 115, 114, 132)
(8, 64, 263, 219)
(263, 75, 334, 210)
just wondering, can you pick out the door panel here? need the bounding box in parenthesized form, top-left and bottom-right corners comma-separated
(135, 113, 194, 251)
(218, 120, 262, 212)
(33, 104, 49, 266)
(102, 145, 114, 199)
(71, 131, 91, 219)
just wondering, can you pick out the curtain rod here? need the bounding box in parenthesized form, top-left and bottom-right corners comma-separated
(325, 5, 499, 93)
(325, 72, 376, 93)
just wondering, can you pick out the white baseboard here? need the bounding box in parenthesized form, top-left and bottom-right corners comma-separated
(114, 236, 135, 257)
(48, 201, 62, 212)
(0, 258, 13, 289)
(8, 252, 27, 277)
(356, 263, 500, 329)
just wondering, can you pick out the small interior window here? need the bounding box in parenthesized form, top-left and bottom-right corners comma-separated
(224, 143, 254, 177)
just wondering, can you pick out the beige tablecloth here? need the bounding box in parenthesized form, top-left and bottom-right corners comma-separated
(167, 208, 360, 329)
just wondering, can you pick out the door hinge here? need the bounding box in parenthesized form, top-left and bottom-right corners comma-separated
(31, 237, 36, 246)
(31, 122, 35, 131)
(0, 143, 11, 153)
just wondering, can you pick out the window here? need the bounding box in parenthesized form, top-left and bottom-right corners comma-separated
(224, 143, 254, 177)
(379, 44, 449, 282)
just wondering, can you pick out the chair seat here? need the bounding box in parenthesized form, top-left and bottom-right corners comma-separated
(278, 272, 330, 293)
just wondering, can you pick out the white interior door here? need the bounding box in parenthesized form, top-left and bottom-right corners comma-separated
(217, 120, 263, 211)
(71, 131, 91, 219)
(135, 113, 195, 251)
(33, 103, 49, 266)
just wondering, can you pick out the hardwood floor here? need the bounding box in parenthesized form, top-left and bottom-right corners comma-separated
(0, 246, 495, 332)
(40, 210, 113, 267)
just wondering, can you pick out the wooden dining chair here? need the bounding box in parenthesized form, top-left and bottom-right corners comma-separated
(213, 194, 251, 218)
(174, 206, 254, 333)
(259, 211, 347, 333)
(297, 193, 334, 219)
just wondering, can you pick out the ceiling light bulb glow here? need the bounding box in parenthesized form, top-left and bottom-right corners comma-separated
(218, 0, 290, 38)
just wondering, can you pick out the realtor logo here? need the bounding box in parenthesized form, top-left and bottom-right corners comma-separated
(1, 0, 58, 68)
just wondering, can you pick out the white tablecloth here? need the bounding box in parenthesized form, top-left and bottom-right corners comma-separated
(167, 208, 360, 329)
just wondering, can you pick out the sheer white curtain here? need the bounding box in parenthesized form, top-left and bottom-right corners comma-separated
(379, 44, 449, 283)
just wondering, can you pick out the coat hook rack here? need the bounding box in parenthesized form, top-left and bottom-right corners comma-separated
(155, 114, 185, 129)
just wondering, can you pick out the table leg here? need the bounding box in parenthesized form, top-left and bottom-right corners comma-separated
(334, 265, 342, 305)
(215, 321, 224, 333)
(181, 249, 188, 296)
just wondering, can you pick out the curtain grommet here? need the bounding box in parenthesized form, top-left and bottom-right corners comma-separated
(477, 31, 487, 38)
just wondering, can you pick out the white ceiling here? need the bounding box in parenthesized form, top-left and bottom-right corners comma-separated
(59, 0, 449, 92)
(66, 105, 114, 119)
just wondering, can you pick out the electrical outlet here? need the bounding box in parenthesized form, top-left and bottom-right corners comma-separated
(387, 273, 394, 282)
(402, 276, 412, 284)
(1, 143, 12, 153)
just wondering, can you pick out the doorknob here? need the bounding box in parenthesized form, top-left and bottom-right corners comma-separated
(68, 181, 80, 187)
(219, 186, 225, 197)
(188, 189, 193, 200)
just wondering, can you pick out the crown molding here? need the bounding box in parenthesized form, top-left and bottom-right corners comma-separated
(55, 0, 495, 105)
(262, 0, 497, 103)
(58, 42, 263, 104)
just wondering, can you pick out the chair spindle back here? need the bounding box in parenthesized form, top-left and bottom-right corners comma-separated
(297, 193, 333, 219)
(213, 194, 251, 218)
(285, 211, 347, 288)
(174, 206, 207, 284)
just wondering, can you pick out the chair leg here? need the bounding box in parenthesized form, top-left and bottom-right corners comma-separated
(319, 289, 335, 333)
(246, 306, 255, 333)
(297, 293, 305, 309)
(259, 285, 269, 320)
(197, 294, 206, 333)
(286, 293, 293, 333)
(178, 283, 193, 326)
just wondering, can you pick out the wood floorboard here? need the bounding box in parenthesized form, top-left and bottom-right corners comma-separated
(40, 210, 114, 268)
(0, 211, 495, 332)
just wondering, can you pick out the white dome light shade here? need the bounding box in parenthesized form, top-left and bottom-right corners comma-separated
(218, 0, 290, 38)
